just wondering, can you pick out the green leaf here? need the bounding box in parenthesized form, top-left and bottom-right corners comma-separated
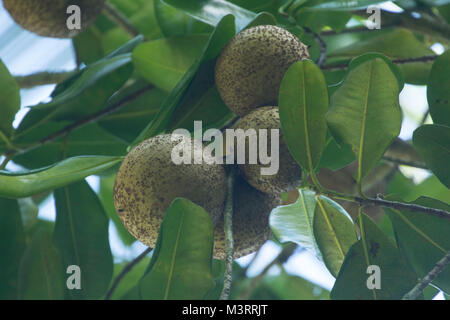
(331, 213, 418, 300)
(13, 123, 128, 169)
(413, 124, 450, 188)
(163, 0, 257, 31)
(0, 198, 25, 299)
(326, 58, 401, 186)
(139, 198, 215, 300)
(130, 14, 236, 147)
(270, 189, 321, 258)
(15, 54, 133, 139)
(427, 50, 450, 127)
(18, 229, 65, 300)
(387, 197, 450, 294)
(0, 156, 122, 199)
(107, 257, 150, 300)
(97, 81, 168, 143)
(327, 28, 435, 84)
(314, 195, 357, 277)
(279, 60, 329, 173)
(154, 0, 213, 37)
(309, 0, 386, 10)
(318, 135, 355, 171)
(98, 174, 136, 246)
(53, 180, 113, 299)
(0, 59, 20, 137)
(133, 35, 210, 92)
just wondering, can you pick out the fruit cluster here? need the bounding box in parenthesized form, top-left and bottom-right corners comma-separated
(114, 25, 310, 258)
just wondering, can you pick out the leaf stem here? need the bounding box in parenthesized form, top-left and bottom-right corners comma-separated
(104, 247, 152, 300)
(4, 84, 154, 160)
(220, 166, 237, 300)
(304, 27, 327, 67)
(14, 71, 77, 89)
(321, 190, 450, 220)
(382, 156, 428, 170)
(402, 251, 450, 300)
(236, 243, 298, 300)
(321, 55, 438, 71)
(103, 1, 140, 38)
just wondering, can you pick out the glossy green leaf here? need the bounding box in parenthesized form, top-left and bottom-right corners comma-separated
(318, 135, 355, 171)
(130, 14, 236, 147)
(413, 124, 450, 188)
(0, 60, 20, 137)
(326, 58, 402, 185)
(327, 28, 435, 84)
(314, 195, 357, 277)
(53, 180, 113, 299)
(98, 174, 136, 246)
(154, 0, 213, 37)
(279, 60, 329, 173)
(139, 198, 215, 300)
(107, 257, 150, 300)
(166, 62, 234, 133)
(15, 54, 134, 139)
(98, 81, 168, 143)
(0, 156, 122, 199)
(0, 198, 25, 299)
(133, 35, 210, 92)
(270, 189, 321, 258)
(309, 0, 386, 10)
(13, 123, 128, 169)
(163, 0, 257, 31)
(427, 50, 450, 127)
(331, 213, 419, 300)
(18, 229, 65, 300)
(387, 197, 450, 293)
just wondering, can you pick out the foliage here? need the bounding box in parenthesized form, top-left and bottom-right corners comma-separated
(0, 0, 449, 301)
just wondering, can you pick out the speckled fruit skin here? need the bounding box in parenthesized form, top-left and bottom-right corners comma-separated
(213, 174, 281, 259)
(232, 106, 302, 194)
(215, 25, 310, 116)
(4, 0, 105, 38)
(113, 134, 227, 249)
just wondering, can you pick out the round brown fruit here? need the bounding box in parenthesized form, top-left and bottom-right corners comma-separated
(215, 25, 310, 116)
(113, 134, 227, 249)
(4, 0, 105, 38)
(231, 106, 302, 194)
(213, 173, 282, 259)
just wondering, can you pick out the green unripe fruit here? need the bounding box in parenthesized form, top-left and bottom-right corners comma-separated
(215, 25, 310, 116)
(213, 174, 281, 259)
(113, 134, 227, 248)
(232, 106, 302, 194)
(4, 0, 105, 38)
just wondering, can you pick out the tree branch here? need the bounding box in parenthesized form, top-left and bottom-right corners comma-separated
(382, 156, 428, 170)
(14, 71, 77, 89)
(236, 243, 298, 300)
(321, 55, 438, 71)
(5, 84, 154, 160)
(103, 1, 140, 38)
(104, 247, 152, 300)
(304, 27, 327, 67)
(220, 167, 237, 300)
(403, 251, 450, 300)
(325, 191, 450, 220)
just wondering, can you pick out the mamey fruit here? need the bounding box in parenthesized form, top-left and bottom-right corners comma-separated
(113, 134, 227, 248)
(215, 25, 310, 116)
(214, 174, 282, 259)
(231, 106, 302, 194)
(4, 0, 105, 38)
